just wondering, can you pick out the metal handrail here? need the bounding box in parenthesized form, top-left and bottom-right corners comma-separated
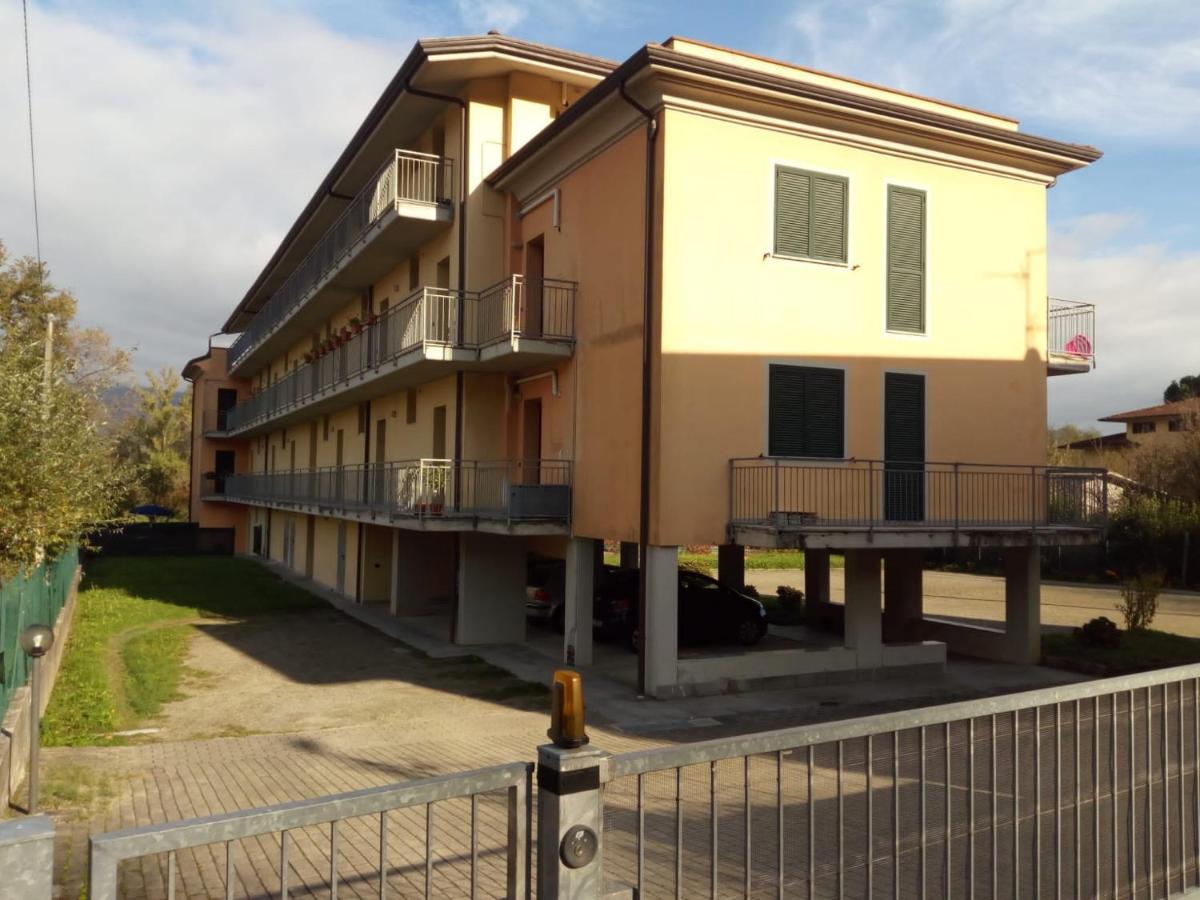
(1048, 296, 1096, 365)
(89, 762, 531, 899)
(228, 148, 455, 370)
(222, 277, 577, 435)
(729, 457, 1108, 529)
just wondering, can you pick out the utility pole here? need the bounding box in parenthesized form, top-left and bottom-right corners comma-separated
(41, 313, 54, 419)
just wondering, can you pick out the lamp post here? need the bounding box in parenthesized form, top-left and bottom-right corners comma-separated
(19, 624, 54, 814)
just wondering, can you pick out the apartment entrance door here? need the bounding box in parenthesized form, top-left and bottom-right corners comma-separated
(213, 450, 235, 495)
(374, 418, 387, 506)
(884, 373, 926, 522)
(524, 236, 544, 338)
(304, 515, 315, 578)
(336, 522, 347, 595)
(522, 399, 542, 485)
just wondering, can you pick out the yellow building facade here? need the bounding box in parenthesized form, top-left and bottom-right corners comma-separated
(186, 35, 1103, 697)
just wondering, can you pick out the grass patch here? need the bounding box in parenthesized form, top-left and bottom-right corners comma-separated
(33, 762, 119, 821)
(43, 556, 320, 747)
(1042, 629, 1200, 675)
(121, 626, 189, 718)
(603, 549, 844, 571)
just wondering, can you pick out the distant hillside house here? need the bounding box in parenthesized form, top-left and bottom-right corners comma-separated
(1060, 398, 1199, 469)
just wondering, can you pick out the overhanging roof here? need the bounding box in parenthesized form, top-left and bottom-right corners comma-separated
(1100, 399, 1200, 422)
(222, 35, 614, 334)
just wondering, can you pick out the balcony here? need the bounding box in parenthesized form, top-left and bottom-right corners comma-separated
(199, 409, 233, 437)
(228, 149, 455, 376)
(223, 276, 575, 436)
(214, 459, 571, 534)
(1048, 297, 1095, 375)
(729, 457, 1107, 549)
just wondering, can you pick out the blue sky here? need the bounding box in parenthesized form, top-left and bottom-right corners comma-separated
(3, 0, 1198, 429)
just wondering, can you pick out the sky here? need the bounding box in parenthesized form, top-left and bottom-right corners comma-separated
(0, 0, 1197, 430)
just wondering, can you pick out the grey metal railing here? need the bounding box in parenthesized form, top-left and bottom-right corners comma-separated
(228, 149, 454, 371)
(223, 276, 576, 435)
(88, 762, 531, 900)
(598, 663, 1200, 899)
(1049, 297, 1096, 368)
(730, 458, 1108, 531)
(221, 459, 572, 523)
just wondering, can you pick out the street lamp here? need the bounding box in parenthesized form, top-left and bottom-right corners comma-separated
(19, 624, 54, 814)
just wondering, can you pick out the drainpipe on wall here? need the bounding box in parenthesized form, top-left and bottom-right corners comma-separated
(618, 81, 659, 697)
(403, 79, 469, 640)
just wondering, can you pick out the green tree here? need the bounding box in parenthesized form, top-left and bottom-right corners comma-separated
(0, 242, 126, 578)
(1164, 375, 1200, 403)
(116, 369, 191, 512)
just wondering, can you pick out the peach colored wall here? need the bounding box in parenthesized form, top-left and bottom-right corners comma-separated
(512, 128, 652, 542)
(186, 349, 250, 551)
(653, 106, 1050, 545)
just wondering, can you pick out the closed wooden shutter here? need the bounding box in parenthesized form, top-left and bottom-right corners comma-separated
(769, 365, 845, 458)
(887, 186, 926, 333)
(774, 167, 848, 263)
(884, 373, 925, 462)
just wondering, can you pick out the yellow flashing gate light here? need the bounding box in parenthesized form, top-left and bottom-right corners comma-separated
(549, 669, 589, 748)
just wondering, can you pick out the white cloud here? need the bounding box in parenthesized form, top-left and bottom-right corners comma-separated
(771, 0, 1200, 141)
(1048, 216, 1200, 427)
(0, 4, 413, 375)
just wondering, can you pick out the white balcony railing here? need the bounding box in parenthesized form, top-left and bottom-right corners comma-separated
(1048, 297, 1096, 369)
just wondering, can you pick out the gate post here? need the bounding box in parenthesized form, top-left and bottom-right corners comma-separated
(0, 815, 55, 899)
(537, 742, 611, 899)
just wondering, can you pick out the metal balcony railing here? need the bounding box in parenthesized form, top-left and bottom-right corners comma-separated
(223, 276, 576, 434)
(227, 149, 455, 370)
(200, 408, 233, 434)
(730, 458, 1108, 530)
(221, 459, 572, 523)
(1048, 297, 1096, 368)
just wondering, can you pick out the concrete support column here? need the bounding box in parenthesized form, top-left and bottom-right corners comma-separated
(804, 548, 831, 605)
(1004, 546, 1041, 664)
(844, 549, 883, 668)
(1, 817, 55, 899)
(456, 533, 526, 645)
(883, 550, 924, 643)
(717, 544, 745, 591)
(643, 546, 679, 698)
(619, 541, 639, 570)
(565, 537, 598, 667)
(537, 745, 608, 898)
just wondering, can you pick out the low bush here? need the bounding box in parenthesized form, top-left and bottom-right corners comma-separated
(1117, 571, 1165, 633)
(1075, 616, 1121, 649)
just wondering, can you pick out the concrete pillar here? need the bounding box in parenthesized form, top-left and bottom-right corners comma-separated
(619, 541, 639, 570)
(1, 817, 55, 899)
(1004, 545, 1041, 664)
(537, 744, 608, 898)
(804, 548, 831, 605)
(565, 537, 597, 667)
(717, 544, 745, 591)
(844, 549, 883, 668)
(455, 533, 527, 645)
(643, 546, 679, 698)
(883, 549, 924, 643)
(392, 531, 456, 616)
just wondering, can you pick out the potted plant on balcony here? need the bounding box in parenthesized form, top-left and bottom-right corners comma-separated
(339, 326, 352, 342)
(303, 351, 314, 365)
(366, 312, 379, 328)
(348, 316, 363, 335)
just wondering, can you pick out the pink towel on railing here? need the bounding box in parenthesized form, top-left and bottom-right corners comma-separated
(1064, 334, 1092, 355)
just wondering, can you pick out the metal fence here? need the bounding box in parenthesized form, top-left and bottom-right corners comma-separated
(224, 276, 576, 435)
(88, 762, 532, 900)
(0, 546, 77, 717)
(228, 148, 455, 370)
(599, 664, 1200, 899)
(1048, 297, 1096, 368)
(220, 459, 572, 523)
(730, 458, 1108, 531)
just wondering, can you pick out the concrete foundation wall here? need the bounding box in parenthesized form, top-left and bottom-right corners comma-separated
(455, 533, 527, 645)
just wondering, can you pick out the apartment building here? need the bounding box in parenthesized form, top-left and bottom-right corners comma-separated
(185, 34, 1104, 697)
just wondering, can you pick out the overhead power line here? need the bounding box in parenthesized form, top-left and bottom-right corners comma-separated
(23, 0, 43, 269)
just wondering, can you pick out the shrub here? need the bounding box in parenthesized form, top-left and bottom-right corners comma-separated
(1075, 616, 1121, 649)
(1117, 572, 1165, 633)
(777, 585, 804, 610)
(678, 558, 710, 576)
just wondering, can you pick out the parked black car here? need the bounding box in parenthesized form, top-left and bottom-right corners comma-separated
(526, 559, 637, 639)
(597, 568, 769, 651)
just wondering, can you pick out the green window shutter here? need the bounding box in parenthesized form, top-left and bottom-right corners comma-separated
(774, 168, 811, 259)
(774, 167, 848, 263)
(887, 186, 926, 333)
(769, 365, 845, 458)
(883, 373, 925, 462)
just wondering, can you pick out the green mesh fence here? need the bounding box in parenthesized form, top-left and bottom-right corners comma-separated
(0, 546, 78, 719)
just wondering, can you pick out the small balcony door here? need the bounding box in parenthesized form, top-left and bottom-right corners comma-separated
(524, 237, 544, 338)
(522, 399, 542, 485)
(213, 450, 235, 495)
(884, 372, 925, 522)
(216, 388, 237, 430)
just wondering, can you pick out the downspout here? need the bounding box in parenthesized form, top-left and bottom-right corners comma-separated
(619, 81, 659, 696)
(403, 78, 469, 640)
(182, 369, 198, 524)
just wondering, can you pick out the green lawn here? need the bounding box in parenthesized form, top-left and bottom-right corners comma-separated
(42, 556, 319, 746)
(603, 548, 843, 571)
(1042, 629, 1200, 675)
